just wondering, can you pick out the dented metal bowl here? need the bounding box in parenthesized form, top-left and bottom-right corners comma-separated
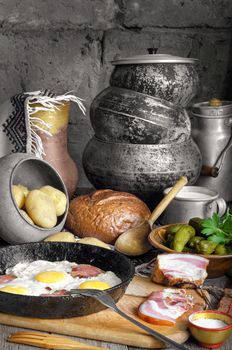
(90, 87, 191, 144)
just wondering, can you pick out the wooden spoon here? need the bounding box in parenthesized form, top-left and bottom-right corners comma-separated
(114, 176, 188, 256)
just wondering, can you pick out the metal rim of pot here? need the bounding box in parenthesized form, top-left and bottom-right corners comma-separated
(111, 53, 198, 65)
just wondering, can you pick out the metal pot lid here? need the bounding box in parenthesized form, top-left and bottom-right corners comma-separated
(111, 53, 198, 65)
(192, 99, 232, 118)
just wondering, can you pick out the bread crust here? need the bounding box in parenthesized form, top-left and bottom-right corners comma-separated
(65, 189, 151, 244)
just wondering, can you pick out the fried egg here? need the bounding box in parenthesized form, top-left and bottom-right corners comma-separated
(0, 260, 121, 296)
(79, 280, 111, 290)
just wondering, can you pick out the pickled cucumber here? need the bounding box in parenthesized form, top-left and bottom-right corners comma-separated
(166, 224, 183, 235)
(215, 244, 228, 255)
(173, 225, 196, 252)
(188, 236, 204, 249)
(188, 217, 204, 234)
(196, 240, 218, 255)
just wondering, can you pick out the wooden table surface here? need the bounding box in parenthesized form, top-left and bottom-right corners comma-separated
(0, 275, 231, 350)
(0, 195, 230, 349)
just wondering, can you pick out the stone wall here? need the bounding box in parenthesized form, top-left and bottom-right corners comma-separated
(0, 0, 231, 187)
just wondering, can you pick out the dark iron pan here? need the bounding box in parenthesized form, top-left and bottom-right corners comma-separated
(0, 242, 135, 318)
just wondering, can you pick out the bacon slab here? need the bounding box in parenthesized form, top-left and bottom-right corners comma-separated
(152, 254, 209, 288)
(138, 289, 194, 326)
(70, 264, 103, 278)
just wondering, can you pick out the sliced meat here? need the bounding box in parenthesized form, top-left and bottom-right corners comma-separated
(152, 254, 209, 288)
(70, 264, 103, 278)
(138, 289, 194, 326)
(0, 275, 16, 284)
(41, 289, 69, 297)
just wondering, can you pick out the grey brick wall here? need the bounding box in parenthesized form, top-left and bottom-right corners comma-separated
(0, 0, 231, 187)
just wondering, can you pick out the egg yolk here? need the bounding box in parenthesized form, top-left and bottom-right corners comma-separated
(0, 286, 28, 295)
(79, 280, 111, 290)
(35, 271, 66, 283)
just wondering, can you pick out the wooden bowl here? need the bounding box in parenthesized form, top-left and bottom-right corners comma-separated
(149, 224, 232, 279)
(188, 310, 232, 348)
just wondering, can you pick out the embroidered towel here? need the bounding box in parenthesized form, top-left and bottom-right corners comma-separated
(0, 90, 85, 158)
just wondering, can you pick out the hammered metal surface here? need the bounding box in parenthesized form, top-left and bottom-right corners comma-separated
(90, 87, 191, 144)
(82, 137, 202, 203)
(110, 63, 199, 107)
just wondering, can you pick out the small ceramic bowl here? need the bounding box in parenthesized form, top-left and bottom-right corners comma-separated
(188, 310, 232, 348)
(0, 153, 68, 244)
(149, 224, 232, 278)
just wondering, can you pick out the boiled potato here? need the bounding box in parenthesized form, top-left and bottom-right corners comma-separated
(25, 190, 57, 228)
(39, 185, 67, 216)
(12, 185, 26, 209)
(17, 184, 29, 197)
(20, 209, 34, 225)
(78, 237, 111, 250)
(44, 231, 76, 243)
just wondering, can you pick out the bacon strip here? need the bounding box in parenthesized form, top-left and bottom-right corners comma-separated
(70, 264, 103, 278)
(138, 289, 194, 326)
(0, 275, 16, 284)
(152, 254, 209, 287)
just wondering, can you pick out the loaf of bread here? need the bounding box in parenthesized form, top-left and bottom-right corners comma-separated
(65, 189, 151, 244)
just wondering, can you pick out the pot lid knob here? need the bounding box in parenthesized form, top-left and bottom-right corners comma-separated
(209, 98, 222, 107)
(147, 48, 158, 54)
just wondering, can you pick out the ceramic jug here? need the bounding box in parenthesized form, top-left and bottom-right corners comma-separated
(32, 101, 78, 198)
(191, 99, 232, 201)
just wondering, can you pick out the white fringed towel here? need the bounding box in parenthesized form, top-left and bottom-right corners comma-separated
(0, 90, 85, 158)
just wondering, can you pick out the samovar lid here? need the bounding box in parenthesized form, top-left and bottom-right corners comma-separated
(112, 51, 198, 65)
(192, 99, 232, 118)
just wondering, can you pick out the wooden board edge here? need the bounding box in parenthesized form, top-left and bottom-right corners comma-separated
(0, 312, 190, 349)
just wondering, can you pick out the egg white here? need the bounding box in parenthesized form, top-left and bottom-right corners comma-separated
(0, 260, 121, 296)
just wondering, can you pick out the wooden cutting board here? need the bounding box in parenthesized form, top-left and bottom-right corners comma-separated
(0, 276, 206, 348)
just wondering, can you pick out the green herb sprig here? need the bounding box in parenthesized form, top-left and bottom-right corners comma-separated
(201, 209, 232, 244)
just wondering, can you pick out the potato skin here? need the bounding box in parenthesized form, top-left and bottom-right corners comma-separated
(39, 185, 67, 216)
(25, 190, 57, 228)
(78, 237, 111, 250)
(12, 185, 26, 209)
(17, 184, 29, 197)
(44, 231, 76, 242)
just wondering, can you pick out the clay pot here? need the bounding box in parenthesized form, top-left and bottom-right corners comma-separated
(110, 53, 199, 107)
(82, 137, 202, 203)
(33, 101, 78, 198)
(0, 153, 68, 244)
(90, 87, 191, 144)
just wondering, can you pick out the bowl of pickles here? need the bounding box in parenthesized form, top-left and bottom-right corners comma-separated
(149, 210, 232, 278)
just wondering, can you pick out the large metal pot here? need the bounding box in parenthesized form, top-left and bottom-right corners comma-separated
(90, 87, 191, 144)
(192, 100, 232, 202)
(0, 242, 134, 318)
(110, 53, 199, 107)
(83, 137, 202, 202)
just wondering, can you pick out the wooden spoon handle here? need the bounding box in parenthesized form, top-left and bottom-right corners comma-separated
(148, 176, 188, 226)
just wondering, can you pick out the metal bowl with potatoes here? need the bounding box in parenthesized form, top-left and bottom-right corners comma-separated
(0, 153, 68, 244)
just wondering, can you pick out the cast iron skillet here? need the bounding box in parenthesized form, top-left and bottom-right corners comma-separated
(0, 242, 135, 318)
